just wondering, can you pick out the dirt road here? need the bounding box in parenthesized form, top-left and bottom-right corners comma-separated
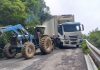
(0, 48, 87, 70)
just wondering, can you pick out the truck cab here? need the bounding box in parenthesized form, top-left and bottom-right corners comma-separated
(58, 22, 84, 47)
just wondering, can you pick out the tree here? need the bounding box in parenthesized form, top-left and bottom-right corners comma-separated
(23, 0, 51, 24)
(0, 0, 51, 25)
(88, 28, 100, 49)
(0, 0, 28, 25)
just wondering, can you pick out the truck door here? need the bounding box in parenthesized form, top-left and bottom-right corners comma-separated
(58, 25, 64, 39)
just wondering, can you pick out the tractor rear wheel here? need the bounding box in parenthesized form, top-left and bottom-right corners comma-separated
(3, 43, 16, 58)
(22, 42, 35, 59)
(40, 36, 53, 54)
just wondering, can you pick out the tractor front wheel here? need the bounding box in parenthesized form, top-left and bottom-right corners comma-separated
(22, 42, 35, 59)
(3, 43, 16, 58)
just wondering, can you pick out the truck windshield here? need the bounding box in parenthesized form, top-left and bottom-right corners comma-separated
(63, 24, 81, 32)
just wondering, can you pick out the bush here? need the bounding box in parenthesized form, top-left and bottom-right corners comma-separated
(82, 41, 90, 54)
(88, 29, 100, 49)
(0, 49, 4, 58)
(0, 32, 14, 58)
(0, 32, 12, 44)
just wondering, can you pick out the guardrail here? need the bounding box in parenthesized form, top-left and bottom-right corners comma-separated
(86, 40, 100, 68)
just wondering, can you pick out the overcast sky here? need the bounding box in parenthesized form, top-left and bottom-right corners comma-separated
(44, 0, 100, 34)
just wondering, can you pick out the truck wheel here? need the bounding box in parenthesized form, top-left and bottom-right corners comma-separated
(3, 43, 16, 58)
(76, 45, 79, 48)
(22, 42, 35, 59)
(40, 36, 53, 54)
(55, 38, 63, 49)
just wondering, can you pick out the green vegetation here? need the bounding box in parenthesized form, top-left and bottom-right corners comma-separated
(81, 40, 90, 54)
(0, 0, 51, 26)
(0, 32, 14, 58)
(0, 31, 16, 45)
(0, 0, 51, 49)
(88, 28, 100, 49)
(82, 28, 100, 55)
(0, 0, 51, 57)
(82, 28, 100, 49)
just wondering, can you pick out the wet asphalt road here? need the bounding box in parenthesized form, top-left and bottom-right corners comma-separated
(0, 48, 87, 70)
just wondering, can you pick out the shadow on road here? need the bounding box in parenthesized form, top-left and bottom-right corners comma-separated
(35, 52, 42, 55)
(56, 46, 81, 49)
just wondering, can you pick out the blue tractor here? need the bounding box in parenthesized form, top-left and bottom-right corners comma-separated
(0, 24, 54, 59)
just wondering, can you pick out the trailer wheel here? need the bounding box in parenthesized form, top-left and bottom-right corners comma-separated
(22, 42, 35, 59)
(40, 36, 53, 54)
(3, 43, 16, 58)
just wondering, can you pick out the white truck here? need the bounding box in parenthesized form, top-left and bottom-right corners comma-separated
(36, 15, 84, 48)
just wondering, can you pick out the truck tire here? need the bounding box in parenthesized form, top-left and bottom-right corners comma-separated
(40, 36, 53, 54)
(3, 43, 16, 58)
(55, 38, 63, 49)
(76, 45, 79, 48)
(22, 42, 35, 59)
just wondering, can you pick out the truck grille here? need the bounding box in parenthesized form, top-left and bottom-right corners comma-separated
(69, 36, 78, 45)
(71, 42, 77, 44)
(70, 38, 77, 41)
(69, 36, 78, 41)
(69, 36, 78, 38)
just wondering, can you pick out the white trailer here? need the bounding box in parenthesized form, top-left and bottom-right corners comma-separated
(36, 15, 84, 48)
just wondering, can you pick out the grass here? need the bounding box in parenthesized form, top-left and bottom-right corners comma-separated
(81, 40, 90, 54)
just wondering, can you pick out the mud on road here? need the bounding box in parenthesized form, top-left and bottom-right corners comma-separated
(0, 48, 87, 70)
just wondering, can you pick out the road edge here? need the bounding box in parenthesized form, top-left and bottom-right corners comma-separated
(84, 54, 98, 70)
